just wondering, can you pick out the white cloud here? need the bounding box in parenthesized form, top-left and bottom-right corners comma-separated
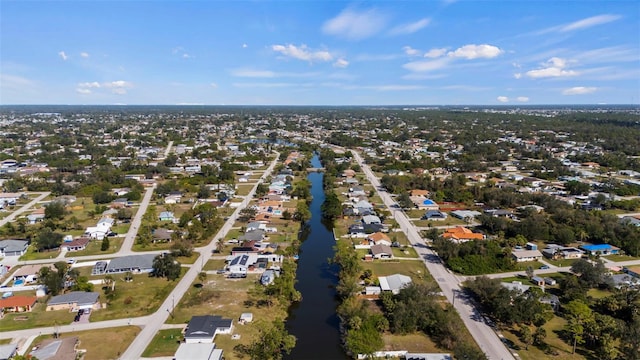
(242, 44, 248, 48)
(424, 48, 448, 58)
(78, 82, 101, 88)
(516, 96, 529, 102)
(497, 96, 509, 102)
(333, 58, 349, 68)
(448, 44, 503, 59)
(514, 73, 522, 79)
(231, 69, 276, 78)
(182, 53, 191, 59)
(271, 44, 333, 62)
(76, 88, 92, 94)
(101, 80, 133, 94)
(322, 7, 387, 40)
(210, 83, 218, 88)
(562, 86, 597, 95)
(80, 52, 89, 58)
(560, 14, 621, 32)
(58, 51, 68, 61)
(389, 18, 431, 35)
(403, 46, 421, 56)
(526, 57, 579, 78)
(403, 57, 451, 72)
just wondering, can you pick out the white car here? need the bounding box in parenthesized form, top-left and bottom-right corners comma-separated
(66, 258, 76, 264)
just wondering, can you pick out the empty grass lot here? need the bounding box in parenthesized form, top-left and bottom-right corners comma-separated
(90, 269, 186, 322)
(166, 274, 289, 360)
(142, 329, 183, 357)
(28, 326, 138, 360)
(362, 260, 433, 284)
(501, 317, 588, 360)
(0, 301, 75, 331)
(65, 237, 124, 257)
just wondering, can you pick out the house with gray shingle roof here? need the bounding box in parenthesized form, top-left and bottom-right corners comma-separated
(104, 254, 156, 274)
(47, 291, 100, 311)
(0, 239, 28, 256)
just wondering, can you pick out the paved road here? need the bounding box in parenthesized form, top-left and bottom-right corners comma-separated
(0, 192, 50, 227)
(162, 140, 173, 159)
(119, 151, 279, 359)
(118, 186, 156, 256)
(351, 150, 516, 360)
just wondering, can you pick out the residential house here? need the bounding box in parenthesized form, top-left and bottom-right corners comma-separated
(441, 227, 484, 242)
(544, 277, 557, 286)
(531, 276, 545, 286)
(422, 210, 448, 221)
(12, 264, 52, 284)
(60, 237, 90, 252)
(174, 343, 223, 360)
(378, 274, 412, 294)
(501, 281, 530, 293)
(511, 249, 543, 262)
(367, 232, 391, 246)
(164, 194, 182, 204)
(47, 291, 100, 311)
(152, 228, 173, 243)
(110, 198, 129, 208)
(355, 200, 374, 214)
(99, 254, 156, 274)
(621, 215, 640, 227)
(184, 315, 234, 343)
(450, 210, 482, 221)
(370, 244, 393, 259)
(409, 189, 430, 198)
(31, 337, 79, 360)
(238, 230, 266, 243)
(542, 244, 583, 260)
(362, 215, 381, 225)
(411, 198, 440, 211)
(27, 208, 46, 224)
(0, 295, 37, 313)
(579, 244, 620, 256)
(158, 211, 176, 222)
(349, 186, 366, 197)
(227, 254, 258, 275)
(0, 239, 29, 256)
(0, 344, 17, 360)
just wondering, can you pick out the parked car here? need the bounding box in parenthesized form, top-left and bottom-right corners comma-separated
(540, 265, 550, 270)
(66, 258, 76, 264)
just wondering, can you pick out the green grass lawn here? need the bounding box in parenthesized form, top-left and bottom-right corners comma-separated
(362, 260, 432, 284)
(501, 316, 589, 360)
(90, 269, 186, 322)
(204, 259, 227, 271)
(604, 254, 640, 262)
(236, 184, 254, 196)
(142, 329, 183, 357)
(0, 301, 75, 331)
(545, 258, 581, 267)
(19, 246, 61, 261)
(65, 238, 124, 257)
(515, 261, 544, 271)
(225, 228, 242, 240)
(28, 326, 138, 360)
(392, 247, 419, 258)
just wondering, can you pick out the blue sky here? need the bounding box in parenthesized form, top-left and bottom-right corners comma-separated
(1, 0, 638, 105)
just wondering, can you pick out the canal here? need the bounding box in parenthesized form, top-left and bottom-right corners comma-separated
(285, 153, 348, 360)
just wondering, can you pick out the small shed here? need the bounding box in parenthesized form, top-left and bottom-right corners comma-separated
(532, 276, 545, 286)
(239, 313, 253, 324)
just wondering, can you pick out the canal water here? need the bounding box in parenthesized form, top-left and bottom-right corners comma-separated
(285, 153, 348, 360)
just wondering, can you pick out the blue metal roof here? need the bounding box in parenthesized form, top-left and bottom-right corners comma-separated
(581, 244, 614, 251)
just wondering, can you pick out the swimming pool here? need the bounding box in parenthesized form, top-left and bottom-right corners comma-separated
(13, 279, 24, 286)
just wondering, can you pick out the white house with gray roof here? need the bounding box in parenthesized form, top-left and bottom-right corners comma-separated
(0, 239, 29, 256)
(378, 274, 412, 294)
(95, 254, 156, 275)
(47, 291, 100, 311)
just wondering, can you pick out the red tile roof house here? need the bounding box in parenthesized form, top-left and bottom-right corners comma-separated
(0, 295, 37, 316)
(60, 237, 90, 252)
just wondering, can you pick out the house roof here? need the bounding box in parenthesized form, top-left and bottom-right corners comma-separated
(61, 238, 90, 248)
(48, 291, 99, 306)
(106, 254, 156, 272)
(0, 344, 17, 360)
(0, 295, 37, 309)
(153, 228, 172, 240)
(442, 227, 484, 240)
(580, 244, 618, 251)
(31, 336, 78, 360)
(511, 250, 543, 258)
(410, 189, 430, 197)
(174, 343, 222, 360)
(185, 315, 233, 339)
(371, 244, 393, 256)
(378, 274, 412, 292)
(362, 215, 381, 224)
(13, 264, 53, 278)
(367, 232, 390, 242)
(0, 239, 29, 253)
